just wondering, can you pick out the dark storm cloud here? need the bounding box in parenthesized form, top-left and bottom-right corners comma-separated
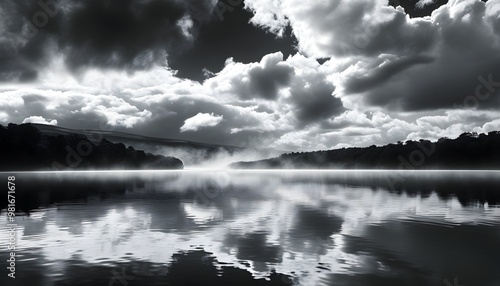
(0, 0, 297, 82)
(0, 0, 218, 80)
(62, 0, 190, 70)
(344, 55, 435, 94)
(354, 0, 500, 112)
(0, 0, 58, 82)
(246, 59, 294, 100)
(398, 58, 500, 111)
(0, 56, 38, 82)
(205, 52, 295, 101)
(290, 76, 344, 125)
(229, 53, 294, 100)
(169, 1, 298, 81)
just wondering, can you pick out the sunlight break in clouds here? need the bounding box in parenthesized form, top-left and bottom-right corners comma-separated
(180, 112, 224, 132)
(416, 0, 437, 9)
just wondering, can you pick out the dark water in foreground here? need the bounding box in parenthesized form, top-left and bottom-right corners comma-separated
(1, 170, 500, 286)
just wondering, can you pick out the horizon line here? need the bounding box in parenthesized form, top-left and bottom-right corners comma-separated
(1, 169, 500, 174)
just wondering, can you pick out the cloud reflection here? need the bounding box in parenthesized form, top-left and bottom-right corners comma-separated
(0, 171, 499, 285)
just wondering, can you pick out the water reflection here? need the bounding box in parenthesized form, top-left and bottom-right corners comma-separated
(0, 170, 499, 286)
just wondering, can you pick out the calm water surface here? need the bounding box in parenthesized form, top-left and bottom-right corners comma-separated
(1, 170, 499, 286)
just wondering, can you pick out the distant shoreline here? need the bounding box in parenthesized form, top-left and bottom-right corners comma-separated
(230, 131, 500, 170)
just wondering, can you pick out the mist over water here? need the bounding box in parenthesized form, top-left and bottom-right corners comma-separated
(156, 147, 281, 168)
(1, 170, 499, 286)
(116, 141, 282, 168)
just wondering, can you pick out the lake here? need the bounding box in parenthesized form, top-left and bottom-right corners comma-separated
(1, 170, 499, 286)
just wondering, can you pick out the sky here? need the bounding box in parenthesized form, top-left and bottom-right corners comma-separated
(1, 0, 500, 151)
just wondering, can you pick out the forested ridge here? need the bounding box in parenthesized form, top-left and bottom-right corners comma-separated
(0, 123, 183, 171)
(231, 131, 500, 169)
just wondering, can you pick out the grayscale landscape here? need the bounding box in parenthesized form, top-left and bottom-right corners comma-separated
(1, 0, 500, 286)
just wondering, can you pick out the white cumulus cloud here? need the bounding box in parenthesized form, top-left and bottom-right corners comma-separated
(22, 116, 58, 126)
(180, 113, 223, 132)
